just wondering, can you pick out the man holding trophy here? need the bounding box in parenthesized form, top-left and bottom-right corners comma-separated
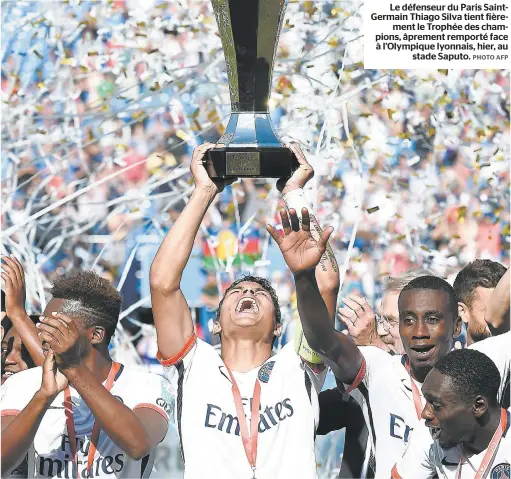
(150, 3, 340, 477)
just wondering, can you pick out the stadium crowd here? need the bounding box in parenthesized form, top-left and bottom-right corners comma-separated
(1, 1, 510, 478)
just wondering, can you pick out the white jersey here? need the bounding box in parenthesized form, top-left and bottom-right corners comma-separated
(469, 331, 510, 409)
(392, 409, 511, 479)
(343, 347, 426, 479)
(160, 336, 327, 479)
(0, 365, 172, 478)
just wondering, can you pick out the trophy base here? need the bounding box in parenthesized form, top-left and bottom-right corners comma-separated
(206, 147, 298, 179)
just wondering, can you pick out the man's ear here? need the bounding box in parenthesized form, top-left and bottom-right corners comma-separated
(90, 326, 106, 345)
(212, 320, 222, 335)
(274, 323, 282, 338)
(458, 302, 469, 325)
(473, 395, 489, 419)
(453, 314, 463, 339)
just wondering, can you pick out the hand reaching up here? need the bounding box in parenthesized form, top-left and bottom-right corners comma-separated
(1, 255, 27, 320)
(266, 208, 333, 275)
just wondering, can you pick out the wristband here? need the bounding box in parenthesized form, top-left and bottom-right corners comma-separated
(282, 188, 312, 219)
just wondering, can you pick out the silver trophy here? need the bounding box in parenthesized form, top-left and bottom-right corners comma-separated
(206, 0, 298, 178)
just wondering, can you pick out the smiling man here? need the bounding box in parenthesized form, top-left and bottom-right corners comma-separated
(392, 349, 510, 479)
(292, 273, 463, 478)
(150, 143, 339, 479)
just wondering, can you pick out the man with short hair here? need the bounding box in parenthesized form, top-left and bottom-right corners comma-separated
(284, 269, 463, 478)
(1, 271, 171, 478)
(338, 269, 433, 355)
(150, 143, 339, 479)
(469, 268, 510, 410)
(453, 259, 507, 344)
(319, 269, 433, 478)
(392, 349, 510, 478)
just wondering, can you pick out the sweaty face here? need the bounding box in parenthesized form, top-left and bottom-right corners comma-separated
(1, 327, 34, 384)
(464, 287, 493, 344)
(378, 290, 405, 354)
(399, 289, 458, 373)
(218, 281, 277, 340)
(421, 369, 474, 449)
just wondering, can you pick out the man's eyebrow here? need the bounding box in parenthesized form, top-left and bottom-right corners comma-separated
(424, 310, 443, 316)
(424, 393, 443, 403)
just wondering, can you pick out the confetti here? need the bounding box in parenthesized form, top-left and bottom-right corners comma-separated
(1, 0, 508, 393)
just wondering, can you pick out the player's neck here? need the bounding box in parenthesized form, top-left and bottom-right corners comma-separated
(83, 347, 113, 383)
(463, 408, 501, 455)
(221, 338, 272, 373)
(409, 362, 432, 383)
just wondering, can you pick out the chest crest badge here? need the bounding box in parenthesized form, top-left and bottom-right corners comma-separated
(258, 361, 275, 383)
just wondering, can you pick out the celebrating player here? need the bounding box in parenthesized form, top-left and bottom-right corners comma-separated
(1, 255, 44, 370)
(453, 259, 507, 344)
(392, 349, 510, 479)
(284, 262, 465, 477)
(1, 271, 171, 478)
(338, 269, 433, 355)
(150, 142, 339, 479)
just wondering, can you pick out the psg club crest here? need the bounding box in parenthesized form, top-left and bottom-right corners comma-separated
(491, 463, 510, 479)
(258, 361, 275, 383)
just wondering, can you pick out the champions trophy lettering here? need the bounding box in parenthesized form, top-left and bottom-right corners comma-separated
(206, 0, 299, 178)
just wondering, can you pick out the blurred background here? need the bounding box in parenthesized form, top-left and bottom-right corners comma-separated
(1, 1, 509, 477)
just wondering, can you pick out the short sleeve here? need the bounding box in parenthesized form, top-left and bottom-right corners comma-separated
(276, 341, 328, 394)
(133, 373, 173, 423)
(160, 337, 219, 391)
(392, 425, 437, 479)
(343, 346, 392, 393)
(0, 368, 41, 417)
(470, 332, 510, 408)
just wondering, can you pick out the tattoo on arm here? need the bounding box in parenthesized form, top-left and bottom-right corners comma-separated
(310, 215, 339, 273)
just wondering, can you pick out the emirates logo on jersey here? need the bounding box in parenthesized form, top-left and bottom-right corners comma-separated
(205, 398, 294, 436)
(32, 434, 127, 477)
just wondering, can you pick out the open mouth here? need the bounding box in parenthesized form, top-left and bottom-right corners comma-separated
(429, 426, 442, 440)
(235, 297, 259, 314)
(410, 344, 436, 360)
(2, 370, 16, 379)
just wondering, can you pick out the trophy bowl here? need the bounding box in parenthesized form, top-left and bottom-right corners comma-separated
(206, 0, 298, 179)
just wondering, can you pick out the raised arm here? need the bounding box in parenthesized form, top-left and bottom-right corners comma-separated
(279, 143, 340, 320)
(1, 351, 67, 472)
(149, 143, 235, 360)
(485, 267, 510, 335)
(267, 208, 363, 385)
(1, 255, 44, 366)
(37, 313, 169, 460)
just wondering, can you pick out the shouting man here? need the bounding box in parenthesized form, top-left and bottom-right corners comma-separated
(150, 143, 339, 479)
